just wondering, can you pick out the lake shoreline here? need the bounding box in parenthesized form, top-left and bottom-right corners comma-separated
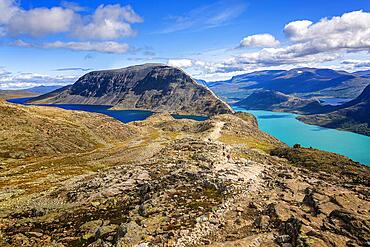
(233, 107, 370, 166)
(7, 97, 369, 166)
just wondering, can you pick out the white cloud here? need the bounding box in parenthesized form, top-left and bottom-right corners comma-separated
(72, 4, 142, 40)
(167, 59, 194, 68)
(8, 7, 75, 36)
(8, 39, 130, 54)
(182, 10, 370, 79)
(0, 0, 18, 24)
(240, 34, 280, 48)
(43, 41, 129, 53)
(342, 59, 370, 69)
(11, 39, 33, 48)
(283, 20, 313, 41)
(283, 10, 370, 52)
(0, 68, 77, 90)
(0, 0, 142, 40)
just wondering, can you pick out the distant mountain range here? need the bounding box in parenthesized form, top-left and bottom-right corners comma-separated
(352, 70, 370, 78)
(299, 84, 370, 136)
(29, 64, 233, 116)
(207, 68, 370, 102)
(26, 85, 63, 94)
(235, 90, 329, 114)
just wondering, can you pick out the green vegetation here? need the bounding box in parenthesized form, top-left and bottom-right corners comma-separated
(270, 146, 369, 186)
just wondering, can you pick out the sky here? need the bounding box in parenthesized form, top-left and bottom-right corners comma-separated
(0, 0, 370, 89)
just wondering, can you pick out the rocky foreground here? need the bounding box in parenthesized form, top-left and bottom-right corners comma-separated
(0, 101, 369, 247)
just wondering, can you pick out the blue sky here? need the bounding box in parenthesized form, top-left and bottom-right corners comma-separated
(0, 0, 370, 89)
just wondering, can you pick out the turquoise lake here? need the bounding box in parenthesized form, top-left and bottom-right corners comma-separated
(7, 98, 370, 166)
(233, 107, 370, 166)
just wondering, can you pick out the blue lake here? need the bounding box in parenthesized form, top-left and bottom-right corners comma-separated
(7, 98, 370, 166)
(233, 107, 370, 166)
(7, 98, 208, 123)
(319, 97, 352, 106)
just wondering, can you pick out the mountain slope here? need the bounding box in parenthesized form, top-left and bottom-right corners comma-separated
(1, 102, 368, 247)
(235, 90, 327, 114)
(208, 68, 370, 101)
(298, 84, 370, 136)
(29, 64, 233, 116)
(0, 100, 137, 159)
(0, 90, 39, 100)
(353, 70, 370, 78)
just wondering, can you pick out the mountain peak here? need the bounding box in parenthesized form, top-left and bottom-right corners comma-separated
(29, 64, 233, 116)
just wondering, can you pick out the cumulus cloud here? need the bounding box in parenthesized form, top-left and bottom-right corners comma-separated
(7, 7, 76, 36)
(283, 10, 370, 52)
(187, 10, 370, 77)
(0, 68, 77, 90)
(43, 41, 130, 53)
(167, 59, 194, 68)
(72, 4, 142, 40)
(239, 34, 280, 48)
(0, 0, 142, 40)
(235, 10, 370, 67)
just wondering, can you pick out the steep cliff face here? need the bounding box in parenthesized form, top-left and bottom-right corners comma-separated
(29, 64, 233, 116)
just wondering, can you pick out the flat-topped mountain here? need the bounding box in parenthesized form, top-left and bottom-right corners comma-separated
(29, 64, 233, 116)
(299, 84, 370, 136)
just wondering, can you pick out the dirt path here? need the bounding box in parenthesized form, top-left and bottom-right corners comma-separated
(204, 121, 225, 141)
(175, 157, 265, 247)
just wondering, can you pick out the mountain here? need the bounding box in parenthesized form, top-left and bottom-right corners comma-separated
(0, 100, 137, 159)
(208, 68, 370, 101)
(299, 84, 370, 136)
(1, 101, 369, 247)
(0, 89, 39, 100)
(353, 70, 370, 78)
(195, 79, 209, 87)
(26, 85, 64, 94)
(29, 64, 232, 116)
(235, 90, 327, 114)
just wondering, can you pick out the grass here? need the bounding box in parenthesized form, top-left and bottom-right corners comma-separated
(270, 146, 370, 187)
(219, 134, 276, 152)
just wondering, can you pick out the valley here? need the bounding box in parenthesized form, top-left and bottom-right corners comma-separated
(2, 2, 370, 247)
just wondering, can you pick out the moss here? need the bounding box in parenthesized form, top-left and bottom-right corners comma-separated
(270, 146, 370, 186)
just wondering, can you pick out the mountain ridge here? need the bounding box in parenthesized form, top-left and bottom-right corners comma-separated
(29, 64, 233, 116)
(206, 68, 370, 101)
(1, 100, 368, 247)
(299, 84, 370, 136)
